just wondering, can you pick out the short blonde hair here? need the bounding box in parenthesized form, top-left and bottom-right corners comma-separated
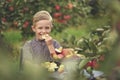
(33, 10, 52, 25)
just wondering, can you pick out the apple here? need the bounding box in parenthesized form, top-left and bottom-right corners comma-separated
(61, 48, 74, 56)
(67, 3, 73, 9)
(86, 61, 93, 67)
(44, 62, 50, 68)
(86, 59, 99, 68)
(2, 18, 7, 22)
(55, 47, 63, 54)
(57, 54, 64, 59)
(7, 0, 12, 2)
(23, 21, 29, 28)
(55, 5, 60, 11)
(65, 3, 73, 9)
(63, 15, 71, 20)
(58, 64, 64, 73)
(65, 54, 74, 58)
(53, 12, 62, 18)
(57, 19, 66, 24)
(9, 6, 14, 11)
(52, 54, 58, 59)
(48, 62, 58, 72)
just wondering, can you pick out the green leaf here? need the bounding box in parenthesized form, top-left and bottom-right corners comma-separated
(79, 58, 91, 70)
(88, 41, 98, 53)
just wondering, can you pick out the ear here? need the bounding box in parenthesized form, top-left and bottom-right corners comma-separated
(32, 25, 36, 32)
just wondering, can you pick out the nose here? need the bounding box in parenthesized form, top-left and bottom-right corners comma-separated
(41, 29, 46, 34)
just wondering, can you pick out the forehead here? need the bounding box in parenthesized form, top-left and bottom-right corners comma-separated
(35, 20, 52, 27)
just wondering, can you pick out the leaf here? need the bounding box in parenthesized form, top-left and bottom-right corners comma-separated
(78, 58, 91, 70)
(88, 41, 98, 53)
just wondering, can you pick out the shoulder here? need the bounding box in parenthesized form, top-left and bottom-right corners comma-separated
(53, 39, 59, 44)
(22, 40, 32, 48)
(53, 39, 61, 48)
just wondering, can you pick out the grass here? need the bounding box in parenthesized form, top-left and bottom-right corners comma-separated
(51, 25, 89, 42)
(2, 29, 23, 60)
(3, 29, 22, 45)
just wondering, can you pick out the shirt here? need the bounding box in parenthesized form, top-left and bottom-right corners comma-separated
(20, 38, 61, 69)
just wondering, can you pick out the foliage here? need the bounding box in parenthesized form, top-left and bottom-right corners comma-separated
(76, 25, 112, 57)
(2, 29, 23, 59)
(0, 0, 108, 38)
(60, 25, 118, 79)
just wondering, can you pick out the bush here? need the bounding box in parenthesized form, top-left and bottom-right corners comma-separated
(0, 0, 108, 38)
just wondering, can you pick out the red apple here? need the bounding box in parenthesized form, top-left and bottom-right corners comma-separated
(7, 0, 12, 2)
(23, 21, 29, 28)
(86, 59, 99, 69)
(61, 48, 73, 56)
(55, 5, 60, 11)
(63, 15, 71, 20)
(53, 12, 62, 18)
(57, 19, 66, 24)
(9, 6, 14, 11)
(86, 61, 93, 67)
(57, 54, 64, 59)
(2, 18, 7, 22)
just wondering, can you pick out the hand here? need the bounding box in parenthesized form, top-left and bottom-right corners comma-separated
(41, 34, 56, 55)
(44, 34, 53, 45)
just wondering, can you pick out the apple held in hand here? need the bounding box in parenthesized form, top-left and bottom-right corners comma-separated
(55, 47, 63, 53)
(55, 47, 65, 59)
(38, 34, 49, 40)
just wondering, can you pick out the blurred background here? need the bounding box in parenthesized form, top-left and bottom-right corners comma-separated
(0, 0, 120, 80)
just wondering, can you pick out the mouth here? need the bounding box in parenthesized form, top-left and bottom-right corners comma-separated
(38, 33, 47, 40)
(41, 34, 46, 40)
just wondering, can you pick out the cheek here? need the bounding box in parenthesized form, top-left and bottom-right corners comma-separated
(35, 29, 41, 35)
(47, 29, 52, 33)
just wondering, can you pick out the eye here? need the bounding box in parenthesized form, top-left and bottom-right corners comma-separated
(38, 27, 43, 29)
(45, 26, 50, 29)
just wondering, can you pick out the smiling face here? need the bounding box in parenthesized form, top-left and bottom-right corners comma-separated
(32, 20, 52, 40)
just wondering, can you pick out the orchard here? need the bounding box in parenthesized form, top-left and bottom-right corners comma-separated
(0, 0, 107, 37)
(0, 0, 120, 80)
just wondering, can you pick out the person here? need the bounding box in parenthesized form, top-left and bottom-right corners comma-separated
(20, 10, 62, 70)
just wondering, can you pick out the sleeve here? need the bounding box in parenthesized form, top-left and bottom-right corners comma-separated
(53, 39, 61, 49)
(22, 41, 33, 61)
(19, 40, 33, 70)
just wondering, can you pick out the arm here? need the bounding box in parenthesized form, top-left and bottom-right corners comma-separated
(43, 35, 64, 59)
(44, 35, 56, 55)
(22, 41, 33, 62)
(20, 40, 38, 70)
